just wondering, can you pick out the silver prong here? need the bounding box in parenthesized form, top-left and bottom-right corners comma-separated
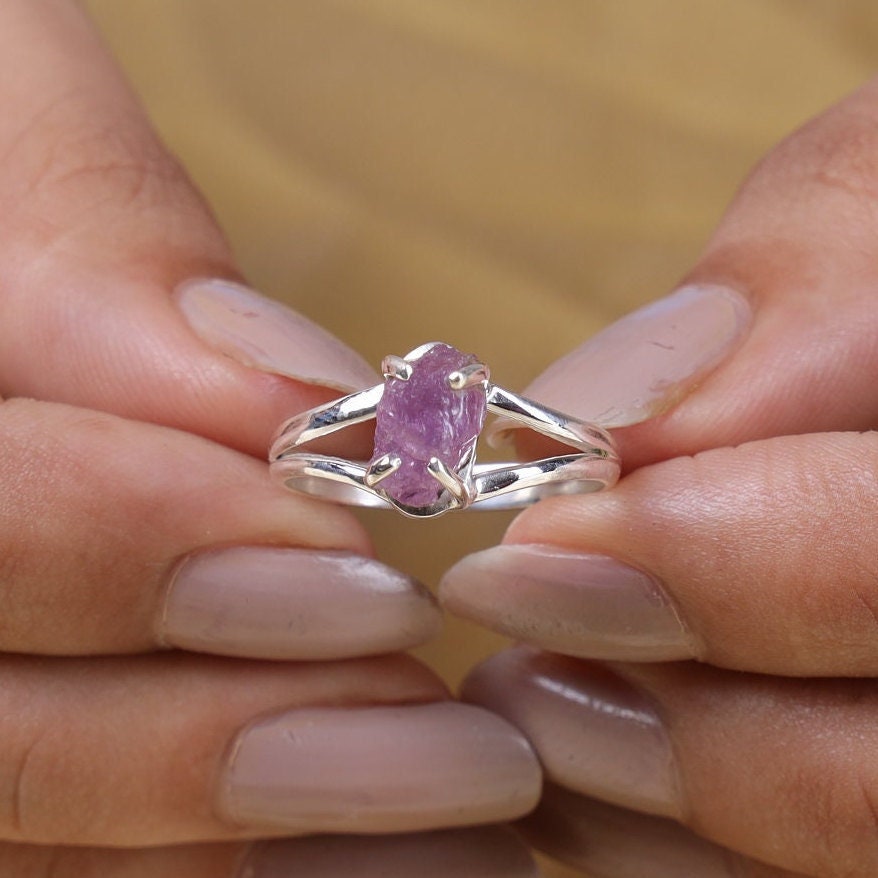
(381, 355, 412, 381)
(365, 453, 402, 487)
(404, 341, 441, 362)
(427, 457, 469, 504)
(447, 362, 490, 390)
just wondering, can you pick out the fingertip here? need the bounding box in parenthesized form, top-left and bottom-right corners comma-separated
(173, 278, 380, 395)
(161, 548, 442, 661)
(218, 702, 542, 835)
(524, 284, 752, 428)
(441, 543, 694, 662)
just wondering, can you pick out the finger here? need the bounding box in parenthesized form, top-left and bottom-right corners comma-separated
(465, 648, 878, 878)
(0, 826, 538, 878)
(0, 840, 243, 878)
(0, 652, 541, 846)
(0, 1, 377, 455)
(0, 397, 439, 658)
(498, 76, 878, 470)
(521, 785, 807, 878)
(442, 431, 878, 675)
(241, 827, 539, 878)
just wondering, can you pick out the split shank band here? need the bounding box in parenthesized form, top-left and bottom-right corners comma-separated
(269, 342, 620, 519)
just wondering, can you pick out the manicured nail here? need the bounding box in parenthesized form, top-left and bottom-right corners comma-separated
(440, 545, 694, 661)
(160, 548, 441, 660)
(463, 648, 681, 819)
(174, 278, 379, 391)
(218, 702, 542, 833)
(522, 784, 736, 878)
(239, 827, 540, 878)
(489, 284, 750, 437)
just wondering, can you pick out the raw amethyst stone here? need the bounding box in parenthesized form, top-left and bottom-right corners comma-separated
(370, 343, 487, 510)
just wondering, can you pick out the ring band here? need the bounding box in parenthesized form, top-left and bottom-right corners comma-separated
(269, 341, 620, 518)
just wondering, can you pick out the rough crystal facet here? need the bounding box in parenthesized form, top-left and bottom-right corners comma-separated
(370, 343, 487, 511)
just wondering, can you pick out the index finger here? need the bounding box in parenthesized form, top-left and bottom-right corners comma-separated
(443, 77, 878, 673)
(0, 0, 376, 456)
(502, 76, 878, 468)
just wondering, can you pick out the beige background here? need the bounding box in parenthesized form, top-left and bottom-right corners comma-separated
(83, 2, 873, 874)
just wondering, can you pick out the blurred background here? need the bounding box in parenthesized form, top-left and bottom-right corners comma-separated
(82, 2, 872, 874)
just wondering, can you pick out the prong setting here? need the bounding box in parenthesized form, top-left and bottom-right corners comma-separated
(381, 355, 412, 381)
(447, 362, 490, 390)
(426, 457, 473, 507)
(371, 343, 489, 515)
(365, 453, 402, 487)
(270, 339, 620, 517)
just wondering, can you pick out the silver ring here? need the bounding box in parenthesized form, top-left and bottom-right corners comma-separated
(269, 341, 620, 519)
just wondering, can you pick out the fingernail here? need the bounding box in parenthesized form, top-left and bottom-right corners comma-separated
(239, 827, 540, 878)
(160, 548, 441, 660)
(440, 545, 694, 662)
(491, 284, 751, 435)
(218, 702, 542, 833)
(521, 784, 736, 878)
(462, 649, 681, 819)
(174, 278, 379, 391)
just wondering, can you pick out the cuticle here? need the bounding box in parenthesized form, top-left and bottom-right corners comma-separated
(648, 572, 706, 660)
(600, 660, 690, 821)
(213, 715, 253, 829)
(154, 553, 191, 648)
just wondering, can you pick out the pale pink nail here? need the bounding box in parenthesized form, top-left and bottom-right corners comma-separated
(239, 827, 540, 878)
(174, 278, 379, 391)
(522, 784, 736, 878)
(219, 702, 542, 833)
(488, 284, 750, 439)
(463, 648, 681, 819)
(440, 545, 695, 661)
(160, 548, 440, 660)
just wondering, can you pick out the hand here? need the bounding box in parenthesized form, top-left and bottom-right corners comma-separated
(441, 77, 878, 877)
(0, 2, 541, 875)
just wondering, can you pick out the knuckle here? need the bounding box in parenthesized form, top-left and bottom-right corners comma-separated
(0, 90, 212, 252)
(0, 677, 112, 848)
(777, 747, 878, 877)
(807, 112, 878, 195)
(751, 105, 878, 228)
(32, 125, 189, 220)
(0, 401, 136, 652)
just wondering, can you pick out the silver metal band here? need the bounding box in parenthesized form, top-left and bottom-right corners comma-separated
(269, 380, 620, 516)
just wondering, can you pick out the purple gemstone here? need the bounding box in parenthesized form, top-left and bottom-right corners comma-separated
(370, 343, 487, 510)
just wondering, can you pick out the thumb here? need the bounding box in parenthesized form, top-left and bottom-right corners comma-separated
(0, 0, 376, 457)
(503, 76, 878, 470)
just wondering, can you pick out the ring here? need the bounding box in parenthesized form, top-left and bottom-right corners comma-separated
(269, 342, 620, 518)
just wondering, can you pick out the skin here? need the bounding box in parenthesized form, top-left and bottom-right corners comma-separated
(0, 1, 541, 873)
(455, 76, 878, 876)
(5, 1, 878, 875)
